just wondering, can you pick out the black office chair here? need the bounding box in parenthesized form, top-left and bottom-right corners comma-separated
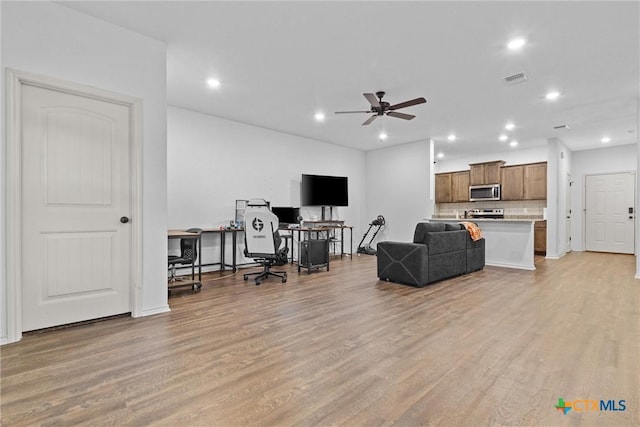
(168, 227, 202, 291)
(243, 199, 289, 285)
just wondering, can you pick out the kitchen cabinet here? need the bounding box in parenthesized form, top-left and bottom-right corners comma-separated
(524, 162, 547, 200)
(469, 161, 505, 185)
(500, 162, 547, 201)
(501, 165, 524, 200)
(435, 173, 452, 203)
(436, 161, 546, 204)
(451, 171, 470, 202)
(535, 220, 547, 254)
(435, 171, 469, 203)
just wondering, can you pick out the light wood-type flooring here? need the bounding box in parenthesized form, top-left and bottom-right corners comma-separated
(2, 252, 639, 426)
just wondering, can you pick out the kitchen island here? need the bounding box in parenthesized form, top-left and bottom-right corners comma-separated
(428, 218, 538, 270)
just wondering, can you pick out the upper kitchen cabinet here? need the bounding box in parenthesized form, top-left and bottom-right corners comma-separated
(435, 170, 470, 203)
(451, 171, 470, 202)
(523, 162, 547, 200)
(501, 162, 547, 201)
(501, 165, 524, 200)
(469, 161, 505, 185)
(435, 172, 453, 203)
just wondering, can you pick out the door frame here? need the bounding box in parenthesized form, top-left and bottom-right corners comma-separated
(6, 69, 143, 343)
(583, 171, 636, 254)
(566, 172, 572, 254)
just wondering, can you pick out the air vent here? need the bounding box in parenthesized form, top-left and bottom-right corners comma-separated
(504, 72, 529, 84)
(553, 124, 569, 130)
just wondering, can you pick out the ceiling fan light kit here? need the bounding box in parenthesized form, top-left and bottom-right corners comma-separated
(335, 91, 427, 126)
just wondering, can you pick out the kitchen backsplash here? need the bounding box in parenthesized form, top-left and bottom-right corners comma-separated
(434, 200, 546, 219)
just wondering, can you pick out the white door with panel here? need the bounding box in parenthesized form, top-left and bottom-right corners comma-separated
(21, 84, 132, 331)
(585, 172, 635, 254)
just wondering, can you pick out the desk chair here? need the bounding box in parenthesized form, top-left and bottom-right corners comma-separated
(243, 199, 289, 285)
(168, 227, 202, 291)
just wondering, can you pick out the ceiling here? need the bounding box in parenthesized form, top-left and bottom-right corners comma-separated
(59, 1, 639, 158)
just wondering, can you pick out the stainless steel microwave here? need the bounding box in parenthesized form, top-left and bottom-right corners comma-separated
(469, 184, 501, 201)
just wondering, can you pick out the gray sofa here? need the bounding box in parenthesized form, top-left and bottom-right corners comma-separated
(377, 222, 485, 287)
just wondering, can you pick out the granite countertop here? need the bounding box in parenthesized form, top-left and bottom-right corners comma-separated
(430, 217, 544, 222)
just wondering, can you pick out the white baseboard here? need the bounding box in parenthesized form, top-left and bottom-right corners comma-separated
(485, 261, 536, 271)
(135, 305, 171, 318)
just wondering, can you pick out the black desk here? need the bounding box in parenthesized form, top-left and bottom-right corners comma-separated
(169, 226, 351, 278)
(284, 225, 353, 273)
(290, 225, 353, 259)
(201, 228, 245, 272)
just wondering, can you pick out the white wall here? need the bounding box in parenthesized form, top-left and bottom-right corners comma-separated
(546, 138, 572, 259)
(434, 145, 547, 173)
(1, 2, 168, 342)
(571, 144, 638, 252)
(0, 1, 5, 344)
(365, 140, 432, 245)
(167, 106, 366, 266)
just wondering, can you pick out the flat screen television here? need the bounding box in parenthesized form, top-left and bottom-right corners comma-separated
(301, 174, 349, 206)
(271, 207, 300, 225)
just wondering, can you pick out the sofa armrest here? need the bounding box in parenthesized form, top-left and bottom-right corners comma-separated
(466, 237, 485, 273)
(377, 241, 430, 287)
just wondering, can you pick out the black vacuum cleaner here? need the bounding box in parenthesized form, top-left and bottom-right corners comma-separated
(357, 215, 385, 255)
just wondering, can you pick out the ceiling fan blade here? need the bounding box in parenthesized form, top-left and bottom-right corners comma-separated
(335, 110, 371, 114)
(387, 111, 415, 120)
(388, 97, 427, 110)
(362, 115, 378, 125)
(363, 93, 381, 108)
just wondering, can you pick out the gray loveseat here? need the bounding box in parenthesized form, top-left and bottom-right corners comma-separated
(377, 222, 485, 287)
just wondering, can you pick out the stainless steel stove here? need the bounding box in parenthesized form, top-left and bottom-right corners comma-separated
(466, 208, 504, 219)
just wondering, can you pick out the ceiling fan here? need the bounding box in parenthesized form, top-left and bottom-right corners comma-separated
(335, 91, 427, 125)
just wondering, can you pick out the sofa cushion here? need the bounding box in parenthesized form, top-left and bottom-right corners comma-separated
(444, 222, 464, 231)
(413, 222, 446, 244)
(423, 230, 467, 255)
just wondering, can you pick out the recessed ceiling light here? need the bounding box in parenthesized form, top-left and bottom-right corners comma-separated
(314, 112, 325, 122)
(601, 136, 611, 143)
(510, 140, 519, 147)
(437, 152, 444, 159)
(545, 91, 560, 100)
(379, 132, 388, 141)
(507, 38, 526, 50)
(206, 78, 221, 89)
(505, 123, 515, 131)
(447, 134, 456, 142)
(499, 134, 508, 142)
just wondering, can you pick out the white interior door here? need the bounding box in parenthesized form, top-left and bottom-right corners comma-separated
(585, 172, 635, 254)
(21, 84, 132, 331)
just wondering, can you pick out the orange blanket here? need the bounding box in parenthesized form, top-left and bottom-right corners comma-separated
(459, 222, 483, 241)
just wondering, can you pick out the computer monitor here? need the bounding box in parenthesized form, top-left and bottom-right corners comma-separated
(271, 207, 300, 225)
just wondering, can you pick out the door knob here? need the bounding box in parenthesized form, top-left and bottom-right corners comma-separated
(120, 216, 130, 224)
